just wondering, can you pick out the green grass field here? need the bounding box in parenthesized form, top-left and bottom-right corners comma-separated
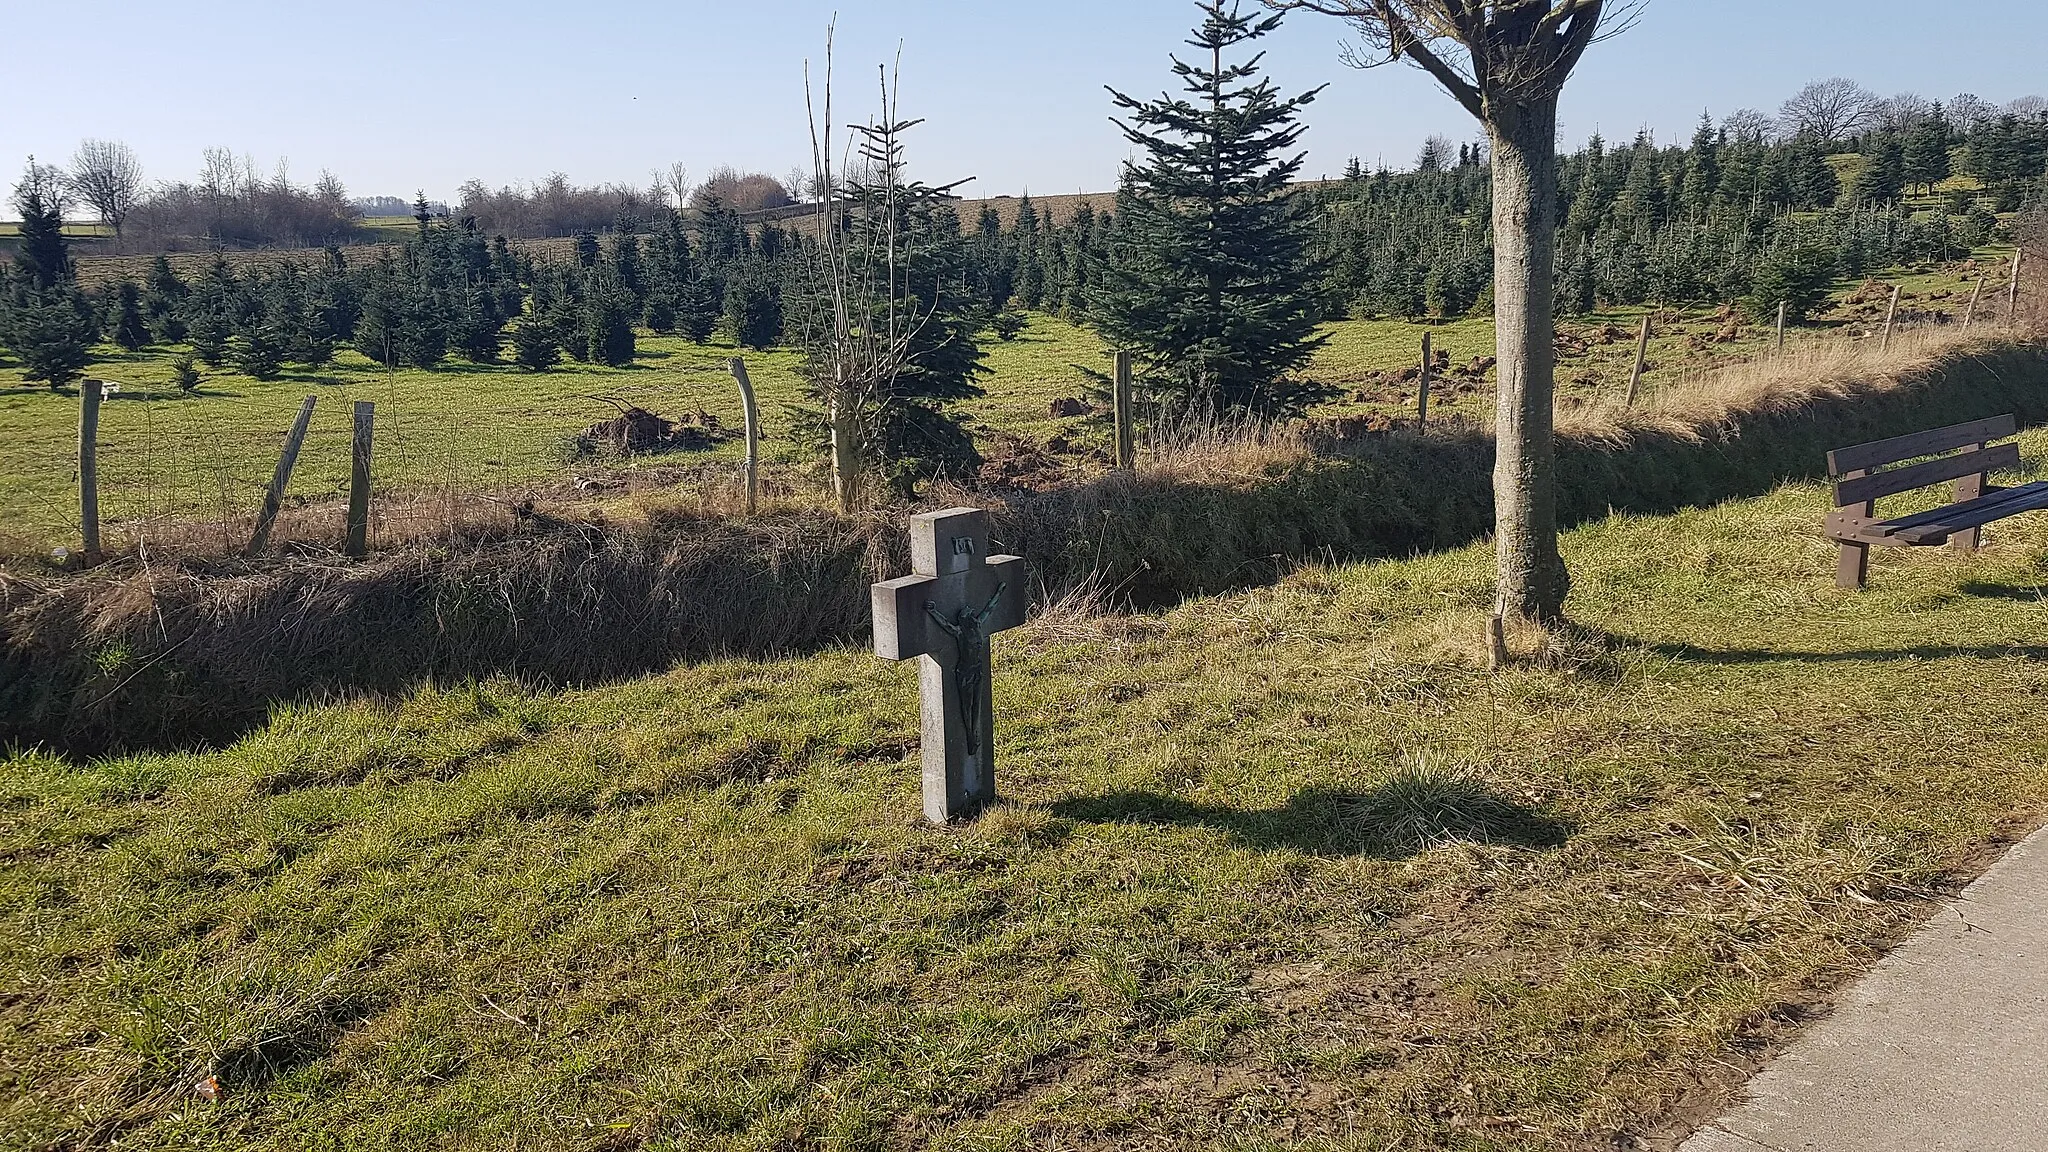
(6, 431, 2048, 1149)
(0, 245, 2013, 555)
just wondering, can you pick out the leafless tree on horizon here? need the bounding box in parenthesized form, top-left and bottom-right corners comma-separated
(1779, 77, 1878, 142)
(67, 139, 144, 238)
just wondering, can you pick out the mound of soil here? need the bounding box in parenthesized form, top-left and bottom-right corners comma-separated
(577, 403, 733, 457)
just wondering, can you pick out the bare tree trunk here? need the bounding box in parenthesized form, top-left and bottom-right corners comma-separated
(1488, 96, 1571, 623)
(829, 397, 861, 513)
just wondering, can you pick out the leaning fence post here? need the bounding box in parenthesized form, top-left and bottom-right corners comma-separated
(344, 400, 374, 558)
(79, 378, 104, 564)
(1882, 284, 1901, 351)
(1963, 278, 1985, 331)
(1775, 300, 1788, 356)
(1417, 331, 1432, 428)
(247, 395, 318, 556)
(1624, 314, 1651, 408)
(1112, 350, 1135, 471)
(727, 357, 760, 515)
(2011, 249, 2025, 326)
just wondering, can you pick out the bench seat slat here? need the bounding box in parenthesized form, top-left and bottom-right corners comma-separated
(1834, 442, 2020, 507)
(1828, 415, 2017, 476)
(1873, 481, 2048, 534)
(1884, 482, 2048, 545)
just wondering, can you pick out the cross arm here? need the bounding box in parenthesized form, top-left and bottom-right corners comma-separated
(981, 555, 1029, 634)
(871, 555, 1030, 662)
(873, 574, 941, 661)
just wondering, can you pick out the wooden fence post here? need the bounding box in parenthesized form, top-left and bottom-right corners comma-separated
(1112, 350, 1135, 471)
(79, 378, 103, 564)
(1624, 314, 1651, 409)
(1775, 301, 1788, 356)
(1417, 331, 1432, 428)
(1882, 284, 1901, 352)
(246, 395, 318, 556)
(2010, 249, 2025, 325)
(727, 357, 760, 515)
(1962, 278, 1984, 331)
(344, 400, 374, 558)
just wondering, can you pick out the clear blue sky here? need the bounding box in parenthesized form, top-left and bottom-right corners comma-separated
(9, 0, 2046, 205)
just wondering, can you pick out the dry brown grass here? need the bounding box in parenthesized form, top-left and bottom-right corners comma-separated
(1137, 409, 1312, 483)
(1560, 323, 2026, 444)
(7, 327, 2047, 754)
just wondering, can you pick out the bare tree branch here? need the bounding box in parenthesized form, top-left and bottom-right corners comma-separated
(1265, 0, 1645, 120)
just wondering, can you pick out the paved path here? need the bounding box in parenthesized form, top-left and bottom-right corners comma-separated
(1681, 827, 2048, 1152)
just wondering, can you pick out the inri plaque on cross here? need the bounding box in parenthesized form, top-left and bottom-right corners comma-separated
(872, 507, 1027, 823)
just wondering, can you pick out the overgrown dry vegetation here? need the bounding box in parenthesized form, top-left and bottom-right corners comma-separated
(4, 326, 2041, 753)
(6, 428, 2048, 1150)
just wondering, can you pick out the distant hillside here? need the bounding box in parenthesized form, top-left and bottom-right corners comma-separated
(953, 191, 1117, 228)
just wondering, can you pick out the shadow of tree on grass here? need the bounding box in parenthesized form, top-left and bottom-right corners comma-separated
(1052, 771, 1572, 860)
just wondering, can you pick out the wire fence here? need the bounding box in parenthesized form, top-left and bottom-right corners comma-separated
(6, 260, 2034, 565)
(11, 367, 744, 562)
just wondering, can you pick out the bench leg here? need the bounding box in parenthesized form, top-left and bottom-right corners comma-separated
(1953, 467, 1987, 553)
(1837, 542, 1870, 589)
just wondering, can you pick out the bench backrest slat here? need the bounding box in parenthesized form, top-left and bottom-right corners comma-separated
(1828, 414, 2016, 476)
(1834, 442, 2020, 507)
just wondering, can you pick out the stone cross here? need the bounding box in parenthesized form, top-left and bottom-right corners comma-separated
(872, 508, 1027, 823)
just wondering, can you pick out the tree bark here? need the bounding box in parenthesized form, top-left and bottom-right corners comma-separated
(1488, 96, 1571, 623)
(829, 394, 861, 513)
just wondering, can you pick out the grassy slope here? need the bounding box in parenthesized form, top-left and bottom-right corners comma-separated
(0, 247, 2013, 552)
(6, 441, 2048, 1150)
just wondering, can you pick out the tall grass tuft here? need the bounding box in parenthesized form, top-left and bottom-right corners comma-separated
(1339, 754, 1526, 853)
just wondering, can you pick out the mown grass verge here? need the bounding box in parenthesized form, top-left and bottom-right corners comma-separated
(4, 454, 2048, 1150)
(4, 331, 2044, 754)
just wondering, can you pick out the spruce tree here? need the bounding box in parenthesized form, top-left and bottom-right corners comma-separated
(511, 319, 561, 371)
(723, 266, 783, 350)
(231, 325, 284, 380)
(142, 256, 188, 342)
(583, 277, 636, 366)
(1852, 138, 1907, 204)
(1789, 143, 1842, 209)
(1681, 113, 1720, 218)
(1092, 1, 1333, 418)
(606, 216, 645, 307)
(112, 280, 149, 350)
(452, 284, 505, 363)
(12, 162, 71, 291)
(1013, 196, 1045, 309)
(642, 208, 695, 332)
(181, 256, 243, 367)
(1904, 113, 1953, 193)
(9, 293, 93, 388)
(1743, 242, 1836, 324)
(675, 278, 720, 343)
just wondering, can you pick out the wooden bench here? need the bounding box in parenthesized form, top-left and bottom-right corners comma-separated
(1827, 414, 2048, 589)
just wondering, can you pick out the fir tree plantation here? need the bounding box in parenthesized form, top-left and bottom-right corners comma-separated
(6, 84, 2039, 397)
(2, 5, 2045, 486)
